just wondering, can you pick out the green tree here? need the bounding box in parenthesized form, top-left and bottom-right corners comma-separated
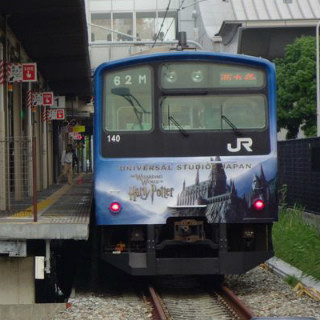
(274, 36, 317, 139)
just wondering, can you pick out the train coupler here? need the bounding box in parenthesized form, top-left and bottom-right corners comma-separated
(173, 219, 205, 242)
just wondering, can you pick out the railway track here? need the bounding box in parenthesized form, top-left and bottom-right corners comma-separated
(147, 279, 255, 320)
(81, 260, 256, 320)
(52, 261, 320, 319)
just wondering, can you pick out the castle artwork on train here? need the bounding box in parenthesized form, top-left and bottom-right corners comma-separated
(175, 157, 277, 223)
(94, 155, 277, 225)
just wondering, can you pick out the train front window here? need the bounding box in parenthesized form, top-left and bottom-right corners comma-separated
(103, 66, 153, 132)
(161, 95, 266, 131)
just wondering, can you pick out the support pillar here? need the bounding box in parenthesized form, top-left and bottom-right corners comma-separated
(42, 106, 48, 189)
(47, 122, 53, 186)
(27, 84, 33, 196)
(34, 106, 40, 191)
(0, 43, 7, 210)
(13, 83, 23, 201)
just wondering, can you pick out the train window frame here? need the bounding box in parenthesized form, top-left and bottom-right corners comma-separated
(159, 62, 266, 90)
(102, 65, 154, 133)
(159, 94, 268, 133)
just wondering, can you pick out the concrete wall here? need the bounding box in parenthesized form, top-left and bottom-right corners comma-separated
(0, 304, 66, 320)
(0, 257, 34, 304)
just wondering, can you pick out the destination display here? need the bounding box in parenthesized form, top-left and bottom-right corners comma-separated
(160, 63, 265, 89)
(219, 72, 259, 86)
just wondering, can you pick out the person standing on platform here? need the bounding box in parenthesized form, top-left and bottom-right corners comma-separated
(59, 144, 75, 185)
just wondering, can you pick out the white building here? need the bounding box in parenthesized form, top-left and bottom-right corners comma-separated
(87, 0, 200, 69)
(87, 0, 320, 69)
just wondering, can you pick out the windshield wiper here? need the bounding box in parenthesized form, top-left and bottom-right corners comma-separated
(221, 115, 242, 137)
(112, 88, 150, 129)
(168, 115, 189, 137)
(160, 99, 189, 137)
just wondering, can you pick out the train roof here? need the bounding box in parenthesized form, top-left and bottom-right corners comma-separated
(94, 50, 275, 77)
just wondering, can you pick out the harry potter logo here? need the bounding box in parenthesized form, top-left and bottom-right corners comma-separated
(130, 173, 163, 185)
(129, 185, 174, 203)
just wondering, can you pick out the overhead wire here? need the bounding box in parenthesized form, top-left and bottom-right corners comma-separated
(152, 0, 172, 48)
(152, 0, 206, 48)
(162, 0, 207, 41)
(163, 0, 186, 40)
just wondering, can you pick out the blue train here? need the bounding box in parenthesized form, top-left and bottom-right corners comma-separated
(93, 47, 277, 276)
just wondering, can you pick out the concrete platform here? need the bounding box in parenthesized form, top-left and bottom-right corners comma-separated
(0, 303, 66, 320)
(0, 174, 92, 240)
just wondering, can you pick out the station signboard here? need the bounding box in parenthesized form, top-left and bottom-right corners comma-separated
(7, 63, 22, 82)
(47, 108, 65, 120)
(73, 125, 86, 132)
(7, 63, 37, 82)
(32, 93, 43, 107)
(22, 63, 37, 82)
(69, 132, 83, 140)
(32, 91, 54, 106)
(42, 92, 53, 106)
(52, 96, 66, 108)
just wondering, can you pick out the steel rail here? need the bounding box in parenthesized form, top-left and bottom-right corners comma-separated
(147, 282, 255, 320)
(220, 285, 256, 320)
(148, 286, 168, 320)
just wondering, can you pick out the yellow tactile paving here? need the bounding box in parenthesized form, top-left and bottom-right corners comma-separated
(10, 183, 72, 218)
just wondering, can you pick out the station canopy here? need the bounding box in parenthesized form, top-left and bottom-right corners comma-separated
(0, 0, 92, 99)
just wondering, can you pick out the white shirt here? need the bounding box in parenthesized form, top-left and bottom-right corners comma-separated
(61, 150, 73, 165)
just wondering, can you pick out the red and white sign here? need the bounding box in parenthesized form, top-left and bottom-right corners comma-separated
(42, 92, 53, 106)
(69, 132, 83, 140)
(31, 91, 54, 106)
(22, 63, 37, 82)
(56, 109, 65, 119)
(7, 62, 37, 83)
(48, 108, 65, 120)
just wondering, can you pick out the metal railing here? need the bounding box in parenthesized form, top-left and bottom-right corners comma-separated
(0, 136, 38, 221)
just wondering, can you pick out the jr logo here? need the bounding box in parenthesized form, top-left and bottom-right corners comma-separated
(227, 137, 253, 152)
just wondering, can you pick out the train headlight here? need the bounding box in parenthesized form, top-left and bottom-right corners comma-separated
(165, 70, 177, 83)
(109, 201, 121, 214)
(252, 199, 265, 211)
(191, 70, 203, 83)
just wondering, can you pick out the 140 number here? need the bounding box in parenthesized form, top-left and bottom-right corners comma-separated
(107, 135, 120, 143)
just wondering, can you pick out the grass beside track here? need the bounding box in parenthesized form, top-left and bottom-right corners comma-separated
(272, 206, 320, 281)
